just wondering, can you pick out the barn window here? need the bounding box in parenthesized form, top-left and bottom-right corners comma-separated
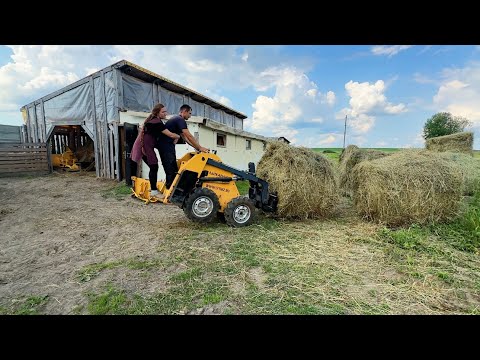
(246, 139, 251, 150)
(216, 133, 226, 147)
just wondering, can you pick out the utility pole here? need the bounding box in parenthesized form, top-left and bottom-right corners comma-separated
(343, 115, 347, 149)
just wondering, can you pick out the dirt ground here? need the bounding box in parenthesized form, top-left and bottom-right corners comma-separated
(0, 171, 190, 314)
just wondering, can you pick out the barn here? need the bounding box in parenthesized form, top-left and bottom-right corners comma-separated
(19, 59, 268, 183)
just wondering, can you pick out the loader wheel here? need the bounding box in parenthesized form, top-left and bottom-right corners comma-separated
(183, 187, 220, 223)
(224, 196, 257, 227)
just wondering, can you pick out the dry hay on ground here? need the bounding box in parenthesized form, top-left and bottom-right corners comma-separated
(339, 147, 388, 197)
(435, 151, 480, 195)
(256, 141, 339, 219)
(425, 132, 474, 155)
(352, 149, 463, 227)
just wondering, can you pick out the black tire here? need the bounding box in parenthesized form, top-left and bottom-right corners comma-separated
(183, 187, 220, 223)
(224, 196, 257, 227)
(217, 212, 226, 223)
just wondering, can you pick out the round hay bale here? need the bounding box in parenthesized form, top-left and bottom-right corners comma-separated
(435, 151, 480, 195)
(425, 131, 474, 154)
(352, 149, 463, 226)
(339, 144, 359, 163)
(256, 141, 339, 219)
(339, 147, 388, 197)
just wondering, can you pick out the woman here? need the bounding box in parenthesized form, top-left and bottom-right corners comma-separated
(131, 103, 180, 199)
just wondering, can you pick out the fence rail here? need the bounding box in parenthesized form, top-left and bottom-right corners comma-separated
(0, 142, 51, 176)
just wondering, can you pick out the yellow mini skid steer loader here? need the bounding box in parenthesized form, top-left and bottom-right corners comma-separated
(131, 151, 278, 227)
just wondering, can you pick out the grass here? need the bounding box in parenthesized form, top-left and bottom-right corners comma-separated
(77, 257, 163, 282)
(428, 189, 480, 252)
(79, 151, 480, 314)
(235, 180, 250, 195)
(101, 183, 132, 200)
(0, 295, 49, 315)
(82, 191, 480, 314)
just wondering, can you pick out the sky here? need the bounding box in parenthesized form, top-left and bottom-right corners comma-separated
(1, 45, 479, 149)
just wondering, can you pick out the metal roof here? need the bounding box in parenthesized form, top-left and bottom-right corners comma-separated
(21, 59, 248, 120)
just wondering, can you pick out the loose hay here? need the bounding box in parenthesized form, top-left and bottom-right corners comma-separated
(256, 141, 339, 219)
(425, 132, 474, 154)
(435, 151, 480, 195)
(339, 147, 388, 197)
(352, 149, 463, 226)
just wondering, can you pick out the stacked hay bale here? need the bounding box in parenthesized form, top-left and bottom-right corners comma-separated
(352, 149, 463, 226)
(338, 146, 389, 197)
(426, 132, 474, 155)
(435, 151, 480, 195)
(256, 141, 339, 219)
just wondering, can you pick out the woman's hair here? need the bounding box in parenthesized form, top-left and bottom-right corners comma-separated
(144, 103, 165, 125)
(140, 103, 165, 149)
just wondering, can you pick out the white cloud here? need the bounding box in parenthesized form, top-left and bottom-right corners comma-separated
(248, 66, 335, 138)
(0, 45, 259, 122)
(335, 79, 406, 134)
(325, 91, 336, 106)
(85, 67, 100, 76)
(218, 96, 233, 107)
(432, 63, 480, 127)
(376, 140, 388, 147)
(371, 45, 413, 57)
(302, 133, 343, 148)
(319, 134, 337, 145)
(413, 72, 436, 84)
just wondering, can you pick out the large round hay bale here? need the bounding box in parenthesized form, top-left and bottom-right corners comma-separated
(435, 151, 480, 195)
(339, 144, 359, 163)
(352, 149, 463, 226)
(256, 141, 339, 219)
(425, 131, 473, 154)
(339, 147, 388, 196)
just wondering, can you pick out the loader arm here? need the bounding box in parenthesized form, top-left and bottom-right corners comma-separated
(204, 158, 277, 212)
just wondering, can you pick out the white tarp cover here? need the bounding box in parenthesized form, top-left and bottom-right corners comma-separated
(43, 82, 94, 135)
(27, 106, 36, 142)
(94, 76, 105, 126)
(35, 103, 45, 142)
(105, 71, 118, 121)
(184, 97, 205, 117)
(159, 87, 184, 114)
(121, 73, 153, 113)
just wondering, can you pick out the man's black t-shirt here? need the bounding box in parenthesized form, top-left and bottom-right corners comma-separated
(157, 115, 188, 152)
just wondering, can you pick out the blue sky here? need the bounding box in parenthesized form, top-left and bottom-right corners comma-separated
(1, 45, 479, 149)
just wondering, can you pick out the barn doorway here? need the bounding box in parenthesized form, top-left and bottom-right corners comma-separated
(48, 125, 95, 172)
(119, 122, 138, 185)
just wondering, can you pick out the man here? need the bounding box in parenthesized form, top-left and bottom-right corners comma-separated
(157, 104, 210, 189)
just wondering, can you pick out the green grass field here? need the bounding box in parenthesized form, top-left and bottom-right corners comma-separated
(314, 148, 480, 161)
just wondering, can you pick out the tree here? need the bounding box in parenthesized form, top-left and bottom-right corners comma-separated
(423, 112, 472, 139)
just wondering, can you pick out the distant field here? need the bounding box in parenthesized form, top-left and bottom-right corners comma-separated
(312, 147, 400, 153)
(313, 148, 480, 161)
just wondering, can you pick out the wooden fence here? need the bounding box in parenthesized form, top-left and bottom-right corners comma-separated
(0, 142, 51, 176)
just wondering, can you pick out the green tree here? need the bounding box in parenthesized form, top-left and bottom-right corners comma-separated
(423, 112, 471, 139)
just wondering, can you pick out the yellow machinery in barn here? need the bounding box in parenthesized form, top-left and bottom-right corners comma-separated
(51, 147, 80, 171)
